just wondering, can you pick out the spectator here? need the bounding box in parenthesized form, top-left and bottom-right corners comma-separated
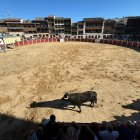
(99, 123, 119, 140)
(100, 121, 108, 131)
(61, 122, 81, 140)
(118, 120, 136, 140)
(135, 127, 140, 140)
(44, 114, 61, 140)
(28, 125, 44, 140)
(86, 125, 98, 140)
(136, 120, 140, 128)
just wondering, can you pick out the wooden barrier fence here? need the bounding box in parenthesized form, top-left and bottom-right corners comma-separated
(14, 37, 58, 47)
(14, 37, 140, 49)
(66, 38, 140, 49)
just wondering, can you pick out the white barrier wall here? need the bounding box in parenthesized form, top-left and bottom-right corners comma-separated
(3, 36, 21, 45)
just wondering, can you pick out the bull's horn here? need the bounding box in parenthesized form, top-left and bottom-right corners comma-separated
(64, 96, 69, 100)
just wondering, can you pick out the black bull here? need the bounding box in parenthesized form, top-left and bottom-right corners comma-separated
(61, 91, 97, 113)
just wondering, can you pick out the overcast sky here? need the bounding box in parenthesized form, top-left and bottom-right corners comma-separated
(0, 0, 140, 22)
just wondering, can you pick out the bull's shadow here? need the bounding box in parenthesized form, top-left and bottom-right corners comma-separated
(29, 99, 92, 113)
(29, 99, 78, 112)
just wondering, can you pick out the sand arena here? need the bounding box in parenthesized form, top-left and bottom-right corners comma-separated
(0, 42, 140, 138)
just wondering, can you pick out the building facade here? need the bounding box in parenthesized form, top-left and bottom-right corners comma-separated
(0, 16, 140, 40)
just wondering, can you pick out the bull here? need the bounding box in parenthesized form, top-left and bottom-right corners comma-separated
(61, 91, 97, 113)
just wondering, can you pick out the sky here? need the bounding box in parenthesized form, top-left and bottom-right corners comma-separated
(0, 0, 140, 22)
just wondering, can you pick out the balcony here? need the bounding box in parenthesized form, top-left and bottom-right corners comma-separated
(85, 26, 102, 29)
(23, 27, 37, 32)
(47, 20, 54, 23)
(55, 28, 64, 30)
(85, 30, 102, 33)
(0, 27, 8, 32)
(8, 27, 23, 30)
(64, 22, 71, 25)
(48, 26, 55, 29)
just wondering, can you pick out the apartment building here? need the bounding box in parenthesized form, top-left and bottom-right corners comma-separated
(71, 23, 77, 38)
(77, 21, 84, 38)
(22, 21, 37, 34)
(71, 18, 115, 39)
(124, 17, 140, 40)
(114, 18, 127, 35)
(32, 18, 48, 33)
(84, 18, 104, 39)
(44, 16, 54, 34)
(102, 19, 116, 39)
(112, 16, 140, 40)
(54, 17, 65, 38)
(64, 18, 71, 38)
(125, 17, 140, 34)
(0, 18, 38, 36)
(45, 16, 72, 38)
(1, 16, 140, 40)
(0, 20, 8, 33)
(4, 18, 23, 35)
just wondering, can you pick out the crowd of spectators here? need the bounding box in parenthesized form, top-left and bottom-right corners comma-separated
(28, 114, 140, 140)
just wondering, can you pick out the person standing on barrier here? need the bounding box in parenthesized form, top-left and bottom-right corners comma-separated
(0, 38, 6, 53)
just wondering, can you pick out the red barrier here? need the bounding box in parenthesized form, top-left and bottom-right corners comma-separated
(55, 38, 58, 42)
(122, 40, 127, 46)
(132, 42, 138, 47)
(45, 38, 49, 42)
(90, 39, 93, 42)
(28, 40, 32, 44)
(67, 38, 70, 41)
(104, 39, 109, 44)
(85, 38, 88, 42)
(36, 39, 40, 43)
(100, 39, 103, 43)
(32, 40, 36, 43)
(137, 43, 140, 48)
(23, 40, 28, 45)
(40, 39, 44, 42)
(18, 41, 24, 46)
(108, 40, 112, 44)
(91, 39, 95, 43)
(14, 42, 19, 47)
(113, 40, 117, 45)
(127, 41, 133, 47)
(117, 40, 123, 46)
(13, 37, 140, 50)
(113, 40, 118, 45)
(52, 38, 55, 42)
(49, 38, 52, 42)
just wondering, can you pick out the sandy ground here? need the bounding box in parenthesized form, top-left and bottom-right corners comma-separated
(0, 42, 140, 138)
